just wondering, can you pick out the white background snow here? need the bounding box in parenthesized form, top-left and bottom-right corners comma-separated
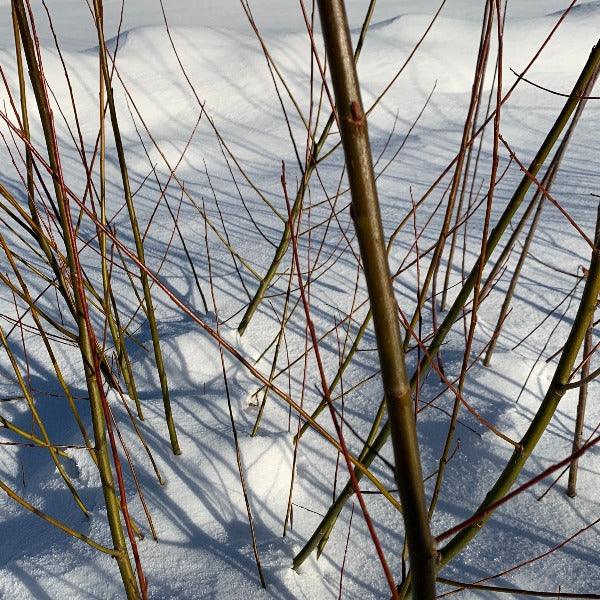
(0, 0, 599, 598)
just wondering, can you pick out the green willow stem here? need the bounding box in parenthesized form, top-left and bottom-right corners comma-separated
(9, 3, 76, 322)
(483, 61, 600, 364)
(0, 233, 94, 457)
(96, 38, 142, 419)
(0, 324, 89, 515)
(312, 0, 436, 597)
(295, 39, 600, 570)
(93, 0, 179, 454)
(236, 0, 377, 336)
(0, 478, 120, 556)
(437, 198, 600, 568)
(0, 416, 69, 458)
(567, 318, 593, 497)
(12, 2, 139, 596)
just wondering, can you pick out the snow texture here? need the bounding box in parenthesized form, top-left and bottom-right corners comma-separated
(0, 0, 598, 598)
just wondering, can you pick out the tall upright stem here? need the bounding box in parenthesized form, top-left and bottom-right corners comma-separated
(315, 1, 436, 597)
(92, 0, 179, 453)
(406, 0, 493, 345)
(295, 39, 600, 570)
(12, 2, 139, 596)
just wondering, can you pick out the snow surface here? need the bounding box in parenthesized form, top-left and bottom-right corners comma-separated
(0, 0, 599, 598)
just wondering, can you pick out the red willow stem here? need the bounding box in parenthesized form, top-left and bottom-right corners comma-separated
(282, 162, 400, 599)
(499, 134, 595, 249)
(438, 516, 600, 597)
(0, 110, 396, 491)
(435, 433, 600, 544)
(295, 7, 594, 575)
(437, 577, 600, 599)
(11, 1, 143, 596)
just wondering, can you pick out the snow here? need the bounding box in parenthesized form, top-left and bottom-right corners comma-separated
(0, 0, 599, 598)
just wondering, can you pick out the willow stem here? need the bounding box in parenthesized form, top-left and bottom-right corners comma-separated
(314, 0, 436, 596)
